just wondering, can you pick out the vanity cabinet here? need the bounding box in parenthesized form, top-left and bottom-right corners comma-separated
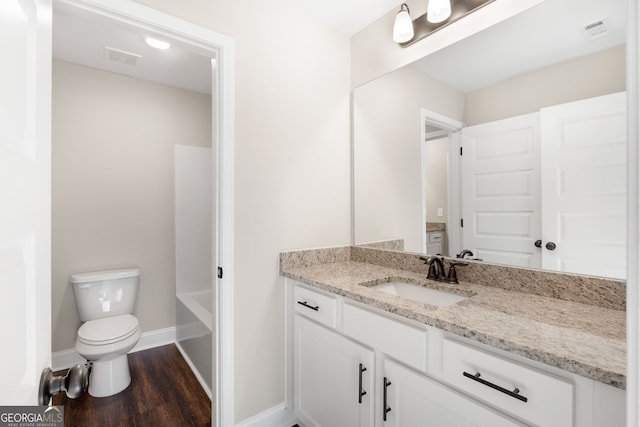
(426, 231, 444, 255)
(294, 315, 374, 427)
(287, 281, 625, 427)
(383, 359, 524, 427)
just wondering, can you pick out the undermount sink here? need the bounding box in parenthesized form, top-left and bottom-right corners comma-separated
(371, 281, 467, 307)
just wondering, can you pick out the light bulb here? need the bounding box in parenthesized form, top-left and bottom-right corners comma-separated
(427, 0, 452, 24)
(145, 37, 171, 50)
(393, 4, 414, 43)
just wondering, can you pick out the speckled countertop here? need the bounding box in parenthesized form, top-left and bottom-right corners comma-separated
(280, 247, 626, 389)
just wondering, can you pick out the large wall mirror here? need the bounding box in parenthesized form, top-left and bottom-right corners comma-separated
(353, 0, 627, 279)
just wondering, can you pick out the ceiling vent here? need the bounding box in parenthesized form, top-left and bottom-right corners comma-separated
(104, 46, 142, 66)
(580, 18, 611, 41)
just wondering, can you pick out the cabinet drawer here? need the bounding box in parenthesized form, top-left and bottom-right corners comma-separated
(342, 303, 427, 371)
(442, 339, 574, 427)
(428, 232, 443, 243)
(294, 285, 337, 328)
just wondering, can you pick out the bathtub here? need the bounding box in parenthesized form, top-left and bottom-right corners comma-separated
(176, 290, 213, 397)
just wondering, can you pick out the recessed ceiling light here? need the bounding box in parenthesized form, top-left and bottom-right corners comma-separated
(145, 37, 170, 50)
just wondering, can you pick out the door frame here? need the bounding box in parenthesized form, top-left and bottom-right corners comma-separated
(420, 108, 464, 255)
(53, 1, 235, 426)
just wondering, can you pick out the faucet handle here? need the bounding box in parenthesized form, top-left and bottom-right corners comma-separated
(445, 261, 467, 284)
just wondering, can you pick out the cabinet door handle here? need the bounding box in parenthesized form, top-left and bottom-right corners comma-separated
(296, 300, 319, 311)
(463, 371, 528, 403)
(383, 377, 392, 421)
(358, 364, 367, 404)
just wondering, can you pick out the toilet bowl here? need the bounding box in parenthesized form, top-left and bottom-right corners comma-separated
(70, 268, 141, 397)
(75, 314, 141, 397)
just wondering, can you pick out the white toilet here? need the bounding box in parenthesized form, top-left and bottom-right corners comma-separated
(70, 268, 142, 397)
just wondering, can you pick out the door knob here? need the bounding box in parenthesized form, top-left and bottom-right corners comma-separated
(534, 240, 542, 248)
(545, 242, 557, 251)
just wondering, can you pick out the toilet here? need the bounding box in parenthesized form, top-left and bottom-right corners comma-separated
(70, 268, 142, 397)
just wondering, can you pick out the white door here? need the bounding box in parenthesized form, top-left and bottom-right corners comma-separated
(0, 0, 52, 404)
(383, 360, 524, 426)
(462, 113, 541, 268)
(295, 315, 374, 427)
(540, 92, 627, 278)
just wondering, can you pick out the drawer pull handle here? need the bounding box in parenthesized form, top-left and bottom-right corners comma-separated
(383, 377, 392, 421)
(358, 364, 367, 404)
(463, 371, 528, 403)
(297, 300, 319, 311)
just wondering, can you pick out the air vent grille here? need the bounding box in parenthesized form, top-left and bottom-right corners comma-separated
(104, 46, 142, 66)
(580, 18, 611, 41)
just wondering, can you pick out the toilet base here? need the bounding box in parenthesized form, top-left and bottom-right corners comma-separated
(88, 354, 131, 397)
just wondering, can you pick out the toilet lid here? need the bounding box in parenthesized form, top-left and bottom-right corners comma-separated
(78, 314, 139, 345)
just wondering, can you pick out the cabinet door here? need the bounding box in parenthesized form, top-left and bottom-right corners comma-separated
(383, 360, 524, 427)
(294, 315, 374, 427)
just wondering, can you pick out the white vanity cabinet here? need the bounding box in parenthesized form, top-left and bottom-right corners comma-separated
(287, 281, 625, 427)
(383, 359, 524, 427)
(426, 231, 444, 255)
(294, 315, 374, 427)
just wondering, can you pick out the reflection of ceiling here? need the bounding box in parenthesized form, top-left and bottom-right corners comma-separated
(411, 0, 626, 93)
(53, 4, 212, 94)
(286, 0, 400, 36)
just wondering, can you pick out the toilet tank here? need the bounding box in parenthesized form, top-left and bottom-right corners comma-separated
(70, 268, 140, 322)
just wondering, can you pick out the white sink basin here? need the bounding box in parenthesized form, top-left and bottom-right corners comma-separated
(371, 281, 467, 307)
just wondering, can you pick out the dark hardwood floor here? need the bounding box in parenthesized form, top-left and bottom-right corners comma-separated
(53, 344, 211, 427)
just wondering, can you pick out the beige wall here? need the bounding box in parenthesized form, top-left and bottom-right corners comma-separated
(129, 0, 352, 422)
(51, 60, 211, 352)
(424, 137, 448, 224)
(465, 46, 626, 125)
(354, 65, 464, 252)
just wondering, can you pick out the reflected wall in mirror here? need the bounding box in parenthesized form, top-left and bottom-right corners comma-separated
(353, 0, 627, 279)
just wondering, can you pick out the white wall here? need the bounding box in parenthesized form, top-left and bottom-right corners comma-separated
(353, 66, 464, 252)
(175, 145, 212, 295)
(129, 0, 352, 422)
(51, 59, 211, 351)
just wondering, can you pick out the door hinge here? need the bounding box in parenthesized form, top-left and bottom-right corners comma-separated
(460, 218, 464, 228)
(460, 147, 463, 156)
(217, 267, 223, 279)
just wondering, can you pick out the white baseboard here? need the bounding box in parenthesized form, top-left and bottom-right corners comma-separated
(52, 326, 177, 371)
(234, 403, 298, 427)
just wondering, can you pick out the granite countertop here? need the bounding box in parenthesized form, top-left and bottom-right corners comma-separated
(281, 259, 626, 389)
(426, 222, 446, 232)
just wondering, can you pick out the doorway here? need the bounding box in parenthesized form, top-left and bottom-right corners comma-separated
(51, 1, 234, 426)
(419, 109, 464, 256)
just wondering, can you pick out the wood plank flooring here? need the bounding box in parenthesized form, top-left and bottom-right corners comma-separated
(53, 344, 211, 427)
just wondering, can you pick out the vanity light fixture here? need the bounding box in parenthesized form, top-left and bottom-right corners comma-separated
(393, 3, 414, 43)
(427, 0, 452, 23)
(145, 36, 171, 50)
(394, 0, 495, 48)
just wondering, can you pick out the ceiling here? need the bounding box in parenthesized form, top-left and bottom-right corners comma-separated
(53, 4, 213, 94)
(53, 0, 626, 96)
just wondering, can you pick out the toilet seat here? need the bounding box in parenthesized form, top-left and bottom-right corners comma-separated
(78, 314, 139, 346)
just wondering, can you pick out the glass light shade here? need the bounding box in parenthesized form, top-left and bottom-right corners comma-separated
(145, 37, 170, 50)
(427, 0, 452, 24)
(393, 6, 414, 43)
